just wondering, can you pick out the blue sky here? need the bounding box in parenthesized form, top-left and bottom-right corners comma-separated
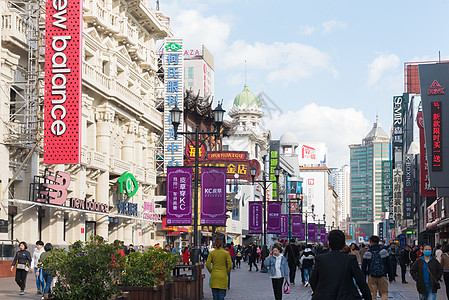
(159, 0, 449, 167)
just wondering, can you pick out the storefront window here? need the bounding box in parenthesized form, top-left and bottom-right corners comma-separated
(86, 221, 96, 241)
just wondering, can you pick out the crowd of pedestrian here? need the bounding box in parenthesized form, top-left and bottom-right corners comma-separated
(204, 232, 449, 300)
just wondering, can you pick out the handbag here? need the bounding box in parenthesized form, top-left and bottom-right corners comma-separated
(16, 263, 29, 271)
(283, 280, 290, 294)
(427, 264, 441, 289)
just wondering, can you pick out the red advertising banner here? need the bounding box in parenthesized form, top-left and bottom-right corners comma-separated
(417, 111, 437, 197)
(44, 0, 82, 163)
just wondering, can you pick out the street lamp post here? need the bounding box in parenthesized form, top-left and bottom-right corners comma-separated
(250, 165, 280, 248)
(304, 204, 315, 244)
(170, 102, 225, 264)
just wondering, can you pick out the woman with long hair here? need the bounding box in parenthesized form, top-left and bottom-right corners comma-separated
(264, 245, 289, 300)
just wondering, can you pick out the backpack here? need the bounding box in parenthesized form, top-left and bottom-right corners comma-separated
(369, 250, 385, 278)
(237, 251, 242, 257)
(202, 248, 209, 256)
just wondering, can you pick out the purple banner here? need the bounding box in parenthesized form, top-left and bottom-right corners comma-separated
(249, 202, 263, 233)
(300, 222, 306, 241)
(280, 215, 288, 237)
(267, 202, 282, 233)
(319, 228, 328, 243)
(291, 215, 303, 239)
(166, 167, 193, 225)
(201, 168, 227, 226)
(308, 223, 317, 242)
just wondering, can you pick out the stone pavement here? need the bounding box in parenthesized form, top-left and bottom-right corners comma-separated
(0, 264, 447, 299)
(202, 262, 448, 300)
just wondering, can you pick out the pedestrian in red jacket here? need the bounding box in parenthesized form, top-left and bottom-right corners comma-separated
(182, 247, 190, 264)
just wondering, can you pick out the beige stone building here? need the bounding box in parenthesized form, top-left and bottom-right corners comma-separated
(0, 0, 171, 248)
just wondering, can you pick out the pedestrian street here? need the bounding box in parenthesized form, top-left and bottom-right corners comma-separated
(203, 263, 447, 300)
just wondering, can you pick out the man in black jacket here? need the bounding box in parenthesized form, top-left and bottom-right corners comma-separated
(361, 236, 394, 300)
(309, 230, 372, 300)
(399, 245, 412, 283)
(285, 239, 300, 285)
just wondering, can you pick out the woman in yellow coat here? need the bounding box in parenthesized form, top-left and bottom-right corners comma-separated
(206, 237, 233, 300)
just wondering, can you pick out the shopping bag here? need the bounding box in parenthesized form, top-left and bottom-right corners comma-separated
(283, 280, 290, 294)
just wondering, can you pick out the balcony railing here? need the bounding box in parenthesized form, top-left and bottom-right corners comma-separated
(82, 61, 162, 127)
(1, 11, 29, 47)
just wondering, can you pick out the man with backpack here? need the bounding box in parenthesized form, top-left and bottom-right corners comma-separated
(201, 242, 209, 263)
(362, 235, 394, 300)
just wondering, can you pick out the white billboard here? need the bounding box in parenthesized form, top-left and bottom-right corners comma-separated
(298, 143, 327, 166)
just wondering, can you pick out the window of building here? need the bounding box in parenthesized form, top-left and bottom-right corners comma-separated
(188, 67, 194, 79)
(85, 221, 96, 241)
(8, 213, 14, 241)
(188, 82, 194, 87)
(232, 198, 240, 221)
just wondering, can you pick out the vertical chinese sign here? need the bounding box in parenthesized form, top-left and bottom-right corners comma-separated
(201, 168, 226, 226)
(266, 201, 281, 233)
(419, 63, 449, 196)
(248, 202, 263, 234)
(164, 38, 184, 172)
(280, 215, 288, 237)
(392, 96, 404, 148)
(417, 111, 436, 197)
(269, 141, 280, 200)
(403, 155, 414, 219)
(381, 161, 392, 213)
(166, 167, 192, 225)
(44, 0, 82, 163)
(431, 102, 442, 171)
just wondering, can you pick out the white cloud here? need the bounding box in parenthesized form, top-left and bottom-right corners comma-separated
(322, 19, 348, 34)
(298, 25, 316, 36)
(367, 54, 400, 87)
(222, 40, 337, 83)
(263, 103, 372, 167)
(161, 4, 231, 54)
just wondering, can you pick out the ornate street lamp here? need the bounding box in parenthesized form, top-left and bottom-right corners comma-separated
(170, 101, 226, 264)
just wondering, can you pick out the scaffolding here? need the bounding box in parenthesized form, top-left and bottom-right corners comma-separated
(4, 0, 45, 147)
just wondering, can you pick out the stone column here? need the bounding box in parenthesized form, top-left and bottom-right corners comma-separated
(122, 121, 138, 162)
(95, 107, 115, 241)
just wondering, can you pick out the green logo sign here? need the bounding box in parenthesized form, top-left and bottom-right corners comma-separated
(165, 43, 181, 51)
(118, 172, 138, 197)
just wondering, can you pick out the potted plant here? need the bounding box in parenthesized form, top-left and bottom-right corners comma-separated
(44, 236, 126, 300)
(120, 247, 179, 300)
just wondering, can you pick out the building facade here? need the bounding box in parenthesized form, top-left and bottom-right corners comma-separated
(330, 165, 350, 231)
(184, 45, 214, 99)
(222, 84, 268, 245)
(0, 0, 171, 248)
(349, 119, 390, 237)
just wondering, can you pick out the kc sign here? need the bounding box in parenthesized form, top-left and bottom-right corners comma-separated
(44, 0, 82, 163)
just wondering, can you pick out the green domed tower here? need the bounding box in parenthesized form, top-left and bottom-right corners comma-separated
(233, 84, 260, 108)
(228, 84, 263, 133)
